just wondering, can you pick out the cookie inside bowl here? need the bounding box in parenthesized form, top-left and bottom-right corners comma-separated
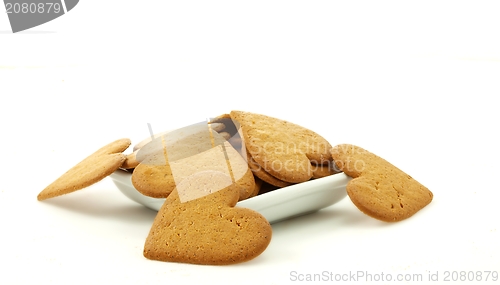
(109, 170, 350, 224)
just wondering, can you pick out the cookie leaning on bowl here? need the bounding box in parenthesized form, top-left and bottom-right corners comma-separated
(37, 138, 131, 201)
(331, 144, 433, 222)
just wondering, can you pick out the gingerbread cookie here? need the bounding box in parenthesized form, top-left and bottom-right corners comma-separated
(229, 111, 333, 183)
(121, 150, 139, 169)
(331, 144, 433, 222)
(143, 170, 272, 265)
(37, 138, 131, 201)
(248, 176, 264, 198)
(132, 122, 255, 201)
(245, 148, 292, 188)
(311, 162, 341, 179)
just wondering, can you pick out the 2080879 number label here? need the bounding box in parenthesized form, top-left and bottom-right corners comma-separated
(443, 271, 498, 282)
(5, 2, 62, 14)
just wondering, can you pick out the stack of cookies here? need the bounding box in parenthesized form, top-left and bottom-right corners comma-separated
(209, 111, 341, 191)
(37, 110, 433, 265)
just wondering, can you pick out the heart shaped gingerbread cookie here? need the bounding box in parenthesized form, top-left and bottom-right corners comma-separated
(143, 171, 272, 265)
(229, 110, 333, 184)
(37, 138, 131, 201)
(331, 144, 433, 222)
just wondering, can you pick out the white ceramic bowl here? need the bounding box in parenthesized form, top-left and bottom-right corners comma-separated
(110, 170, 350, 224)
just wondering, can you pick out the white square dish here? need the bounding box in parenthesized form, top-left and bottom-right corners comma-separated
(109, 170, 350, 224)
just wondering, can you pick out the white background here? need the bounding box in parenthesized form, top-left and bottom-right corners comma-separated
(1, 1, 499, 284)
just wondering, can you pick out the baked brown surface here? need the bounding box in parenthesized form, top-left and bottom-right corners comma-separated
(331, 144, 433, 222)
(230, 110, 333, 183)
(37, 138, 131, 201)
(311, 162, 341, 179)
(143, 171, 272, 265)
(247, 176, 264, 198)
(245, 148, 292, 188)
(121, 150, 139, 169)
